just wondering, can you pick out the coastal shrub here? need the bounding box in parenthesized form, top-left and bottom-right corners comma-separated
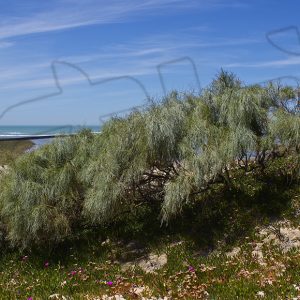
(83, 71, 299, 224)
(0, 70, 299, 248)
(0, 130, 95, 248)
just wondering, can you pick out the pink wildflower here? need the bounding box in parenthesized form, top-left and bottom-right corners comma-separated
(106, 281, 113, 286)
(44, 261, 49, 268)
(188, 266, 195, 272)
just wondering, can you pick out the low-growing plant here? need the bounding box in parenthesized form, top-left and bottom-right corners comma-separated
(0, 70, 299, 249)
(0, 140, 33, 165)
(0, 130, 95, 248)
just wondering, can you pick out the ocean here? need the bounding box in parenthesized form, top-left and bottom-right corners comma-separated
(0, 125, 100, 137)
(0, 125, 101, 147)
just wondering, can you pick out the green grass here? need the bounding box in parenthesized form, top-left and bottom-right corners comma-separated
(0, 179, 299, 299)
(0, 140, 34, 165)
(1, 233, 300, 299)
(0, 142, 299, 299)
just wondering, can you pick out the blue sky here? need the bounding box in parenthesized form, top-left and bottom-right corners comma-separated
(0, 0, 299, 125)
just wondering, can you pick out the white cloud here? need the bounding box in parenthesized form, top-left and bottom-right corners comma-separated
(225, 56, 300, 68)
(0, 30, 262, 91)
(0, 41, 14, 48)
(0, 0, 190, 39)
(0, 0, 245, 40)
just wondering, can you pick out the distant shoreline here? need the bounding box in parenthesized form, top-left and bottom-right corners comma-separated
(0, 125, 100, 139)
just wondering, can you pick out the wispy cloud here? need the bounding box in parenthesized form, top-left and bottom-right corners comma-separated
(0, 30, 261, 91)
(0, 0, 245, 40)
(0, 41, 14, 48)
(225, 56, 300, 68)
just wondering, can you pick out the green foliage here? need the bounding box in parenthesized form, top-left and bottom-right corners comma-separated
(0, 71, 299, 248)
(0, 131, 95, 248)
(0, 140, 33, 165)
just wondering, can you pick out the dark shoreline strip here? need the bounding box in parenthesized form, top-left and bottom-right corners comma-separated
(0, 134, 73, 142)
(0, 132, 100, 142)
